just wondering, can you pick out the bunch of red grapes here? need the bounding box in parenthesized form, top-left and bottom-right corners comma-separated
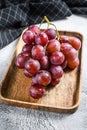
(15, 25, 81, 99)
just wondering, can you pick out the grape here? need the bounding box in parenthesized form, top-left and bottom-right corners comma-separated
(67, 57, 79, 69)
(47, 39, 60, 53)
(66, 48, 77, 60)
(25, 58, 40, 75)
(15, 53, 27, 69)
(60, 35, 69, 43)
(35, 32, 48, 46)
(33, 70, 52, 86)
(40, 56, 49, 70)
(29, 84, 45, 99)
(61, 43, 72, 53)
(69, 36, 81, 50)
(22, 30, 35, 44)
(50, 51, 65, 65)
(31, 45, 45, 60)
(61, 59, 67, 69)
(61, 43, 77, 60)
(28, 25, 40, 34)
(60, 35, 81, 50)
(45, 28, 56, 40)
(22, 51, 30, 59)
(51, 78, 60, 86)
(50, 65, 63, 79)
(22, 44, 33, 54)
(24, 69, 33, 77)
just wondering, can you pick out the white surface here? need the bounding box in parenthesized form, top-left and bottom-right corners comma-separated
(0, 14, 87, 130)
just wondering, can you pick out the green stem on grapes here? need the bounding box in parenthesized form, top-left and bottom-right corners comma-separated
(39, 16, 60, 40)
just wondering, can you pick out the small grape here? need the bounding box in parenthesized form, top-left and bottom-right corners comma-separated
(29, 84, 45, 99)
(50, 51, 65, 65)
(69, 36, 81, 50)
(40, 56, 49, 70)
(35, 32, 48, 46)
(29, 25, 40, 34)
(31, 45, 45, 60)
(15, 53, 27, 69)
(51, 78, 60, 86)
(61, 59, 67, 69)
(33, 70, 52, 86)
(24, 69, 33, 77)
(45, 28, 56, 40)
(22, 30, 35, 44)
(25, 58, 40, 75)
(67, 57, 79, 69)
(47, 39, 60, 53)
(50, 65, 63, 79)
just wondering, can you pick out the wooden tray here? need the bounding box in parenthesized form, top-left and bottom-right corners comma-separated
(0, 30, 83, 113)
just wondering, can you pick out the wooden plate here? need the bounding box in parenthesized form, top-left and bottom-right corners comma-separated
(0, 30, 83, 113)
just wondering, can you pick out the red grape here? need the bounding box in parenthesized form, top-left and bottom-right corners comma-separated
(24, 69, 34, 77)
(28, 25, 40, 34)
(29, 84, 45, 99)
(33, 70, 51, 86)
(50, 51, 65, 65)
(15, 53, 28, 69)
(66, 47, 77, 60)
(61, 43, 72, 53)
(45, 28, 56, 40)
(60, 35, 69, 43)
(40, 56, 49, 70)
(35, 32, 48, 46)
(67, 57, 79, 69)
(51, 78, 60, 86)
(31, 45, 45, 60)
(69, 36, 81, 50)
(22, 44, 33, 54)
(47, 39, 60, 53)
(25, 58, 40, 75)
(50, 65, 63, 79)
(61, 59, 67, 69)
(22, 30, 35, 44)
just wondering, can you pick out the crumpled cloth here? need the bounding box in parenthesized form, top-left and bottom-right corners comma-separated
(0, 0, 87, 49)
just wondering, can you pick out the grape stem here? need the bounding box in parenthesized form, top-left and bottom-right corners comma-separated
(39, 16, 60, 40)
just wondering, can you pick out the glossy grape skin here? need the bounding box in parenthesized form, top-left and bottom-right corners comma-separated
(40, 56, 49, 70)
(60, 35, 81, 50)
(35, 32, 48, 46)
(45, 28, 56, 40)
(50, 51, 65, 65)
(24, 69, 33, 77)
(51, 78, 60, 86)
(28, 25, 40, 34)
(60, 35, 69, 43)
(31, 45, 45, 60)
(29, 84, 45, 99)
(61, 59, 67, 69)
(67, 57, 79, 69)
(32, 70, 52, 86)
(22, 30, 35, 44)
(15, 53, 27, 69)
(50, 65, 63, 79)
(22, 44, 33, 54)
(61, 43, 72, 53)
(69, 36, 81, 50)
(66, 47, 78, 60)
(25, 58, 40, 75)
(47, 39, 60, 53)
(61, 43, 77, 60)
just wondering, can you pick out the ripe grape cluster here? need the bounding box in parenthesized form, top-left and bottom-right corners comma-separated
(15, 24, 81, 99)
